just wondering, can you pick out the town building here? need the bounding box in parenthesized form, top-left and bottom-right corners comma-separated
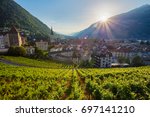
(143, 58, 150, 65)
(93, 51, 113, 68)
(80, 50, 92, 62)
(50, 46, 63, 52)
(21, 36, 27, 46)
(49, 50, 74, 63)
(142, 53, 150, 65)
(0, 35, 5, 48)
(0, 26, 25, 48)
(26, 46, 35, 55)
(6, 26, 22, 47)
(35, 40, 48, 51)
(72, 50, 81, 64)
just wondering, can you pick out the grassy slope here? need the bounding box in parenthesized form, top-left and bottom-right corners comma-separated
(0, 56, 72, 68)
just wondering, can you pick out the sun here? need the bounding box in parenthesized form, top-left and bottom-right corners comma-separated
(100, 16, 109, 22)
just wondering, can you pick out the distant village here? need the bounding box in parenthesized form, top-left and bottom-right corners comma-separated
(0, 26, 150, 68)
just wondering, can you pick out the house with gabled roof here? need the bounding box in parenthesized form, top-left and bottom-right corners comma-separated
(2, 26, 23, 47)
(7, 26, 22, 46)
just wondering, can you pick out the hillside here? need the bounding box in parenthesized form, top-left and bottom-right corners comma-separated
(0, 0, 52, 39)
(74, 4, 150, 40)
(0, 56, 72, 68)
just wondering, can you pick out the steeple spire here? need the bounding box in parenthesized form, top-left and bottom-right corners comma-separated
(50, 27, 54, 35)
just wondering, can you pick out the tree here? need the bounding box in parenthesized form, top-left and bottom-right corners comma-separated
(125, 57, 130, 65)
(80, 60, 94, 68)
(7, 46, 27, 56)
(7, 46, 16, 56)
(146, 41, 150, 45)
(15, 46, 27, 56)
(48, 45, 54, 51)
(132, 56, 144, 67)
(118, 56, 126, 63)
(34, 47, 44, 59)
(118, 56, 131, 65)
(50, 27, 54, 35)
(140, 41, 145, 45)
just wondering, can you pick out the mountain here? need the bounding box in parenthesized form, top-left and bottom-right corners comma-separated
(74, 4, 150, 40)
(0, 0, 52, 39)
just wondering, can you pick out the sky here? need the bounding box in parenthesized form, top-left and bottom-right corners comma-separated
(15, 0, 150, 35)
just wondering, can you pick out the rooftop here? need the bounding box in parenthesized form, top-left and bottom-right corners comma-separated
(9, 26, 19, 34)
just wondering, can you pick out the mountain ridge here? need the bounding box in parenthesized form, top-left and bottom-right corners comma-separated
(0, 0, 52, 39)
(74, 4, 150, 40)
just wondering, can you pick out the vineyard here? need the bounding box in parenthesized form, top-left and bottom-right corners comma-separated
(0, 57, 150, 100)
(0, 56, 72, 68)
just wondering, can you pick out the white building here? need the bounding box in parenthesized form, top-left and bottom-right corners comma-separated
(35, 40, 48, 51)
(26, 46, 35, 55)
(93, 52, 113, 68)
(50, 47, 63, 52)
(0, 35, 5, 49)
